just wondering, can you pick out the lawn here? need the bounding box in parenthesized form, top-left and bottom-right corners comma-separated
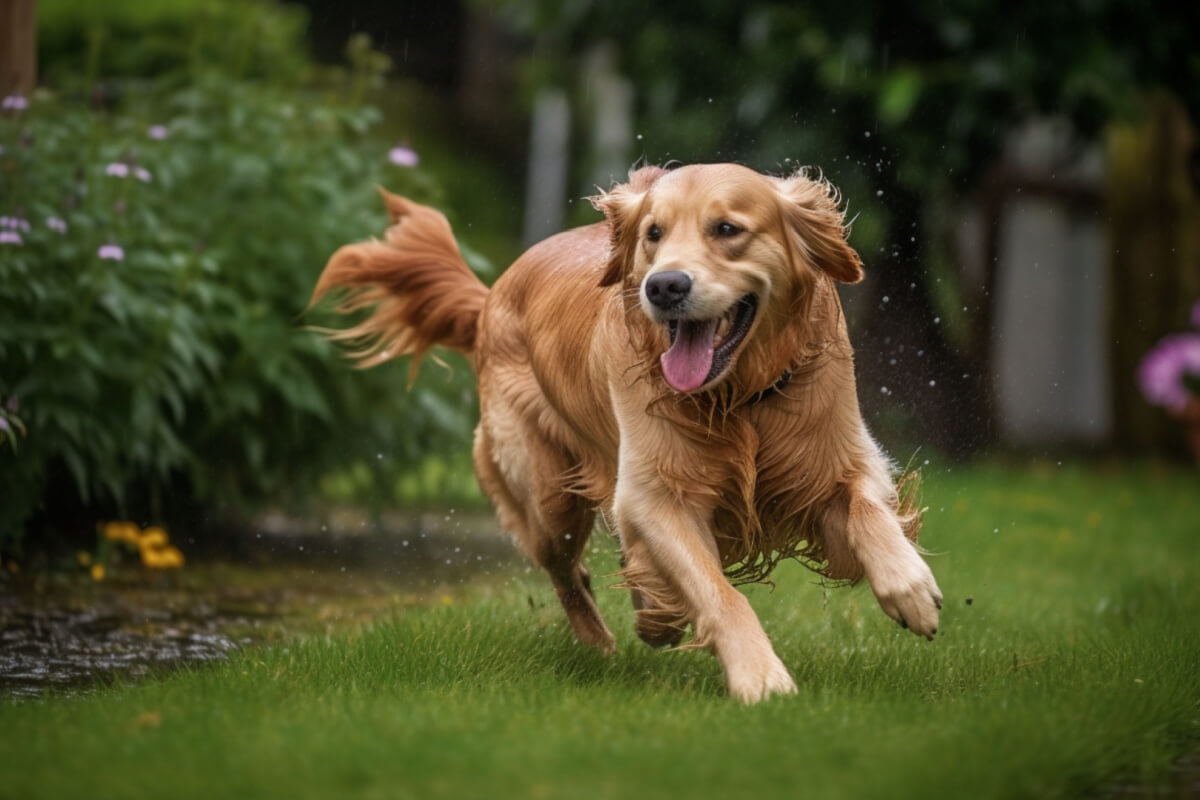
(2, 461, 1198, 799)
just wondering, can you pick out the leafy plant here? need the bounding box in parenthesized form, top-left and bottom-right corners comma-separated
(0, 5, 490, 546)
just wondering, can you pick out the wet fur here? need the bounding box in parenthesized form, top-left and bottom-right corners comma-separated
(312, 164, 942, 703)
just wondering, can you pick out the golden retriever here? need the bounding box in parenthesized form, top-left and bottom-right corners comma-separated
(312, 163, 942, 703)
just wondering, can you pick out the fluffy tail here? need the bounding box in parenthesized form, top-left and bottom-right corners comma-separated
(310, 188, 488, 379)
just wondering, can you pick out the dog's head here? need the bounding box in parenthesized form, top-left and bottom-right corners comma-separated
(592, 163, 863, 394)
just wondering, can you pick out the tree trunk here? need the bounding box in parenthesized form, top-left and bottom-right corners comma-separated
(1, 0, 36, 96)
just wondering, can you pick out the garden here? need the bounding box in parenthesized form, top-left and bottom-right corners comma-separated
(1, 1, 1198, 797)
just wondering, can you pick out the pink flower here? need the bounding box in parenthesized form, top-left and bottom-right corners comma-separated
(133, 166, 152, 183)
(147, 125, 169, 140)
(0, 231, 22, 245)
(388, 145, 419, 167)
(46, 217, 67, 234)
(97, 244, 125, 261)
(1139, 333, 1200, 412)
(1, 94, 28, 112)
(105, 163, 130, 178)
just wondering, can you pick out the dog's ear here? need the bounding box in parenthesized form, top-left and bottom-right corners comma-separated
(773, 171, 864, 284)
(591, 166, 668, 287)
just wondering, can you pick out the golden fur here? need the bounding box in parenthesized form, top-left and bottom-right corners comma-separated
(312, 163, 943, 703)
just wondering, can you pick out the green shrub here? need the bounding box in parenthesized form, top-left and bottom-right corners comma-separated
(0, 9, 489, 546)
(38, 0, 313, 88)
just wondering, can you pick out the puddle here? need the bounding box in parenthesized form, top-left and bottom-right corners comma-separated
(1, 512, 520, 699)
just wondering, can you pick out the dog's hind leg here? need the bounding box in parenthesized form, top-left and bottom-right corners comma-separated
(619, 538, 687, 648)
(472, 422, 616, 653)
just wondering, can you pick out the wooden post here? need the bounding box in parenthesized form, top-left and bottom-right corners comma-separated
(1, 0, 37, 96)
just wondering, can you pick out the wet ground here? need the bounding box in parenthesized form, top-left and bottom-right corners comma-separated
(1, 511, 519, 699)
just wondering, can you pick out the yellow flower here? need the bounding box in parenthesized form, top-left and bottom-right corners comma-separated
(77, 550, 93, 566)
(90, 564, 106, 581)
(102, 521, 141, 543)
(137, 527, 169, 550)
(140, 544, 184, 569)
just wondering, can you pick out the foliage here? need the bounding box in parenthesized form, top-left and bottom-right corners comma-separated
(0, 3, 489, 545)
(497, 0, 1196, 221)
(38, 0, 313, 87)
(1, 463, 1199, 797)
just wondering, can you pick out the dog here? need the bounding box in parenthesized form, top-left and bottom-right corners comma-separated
(311, 163, 943, 703)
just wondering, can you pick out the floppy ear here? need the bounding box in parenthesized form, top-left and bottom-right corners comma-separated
(590, 166, 669, 287)
(773, 170, 864, 284)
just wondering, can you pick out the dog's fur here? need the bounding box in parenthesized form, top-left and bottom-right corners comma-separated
(312, 163, 942, 703)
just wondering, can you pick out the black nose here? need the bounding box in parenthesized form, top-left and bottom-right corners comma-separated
(644, 270, 692, 310)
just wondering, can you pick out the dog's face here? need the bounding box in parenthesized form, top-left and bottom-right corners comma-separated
(595, 164, 864, 393)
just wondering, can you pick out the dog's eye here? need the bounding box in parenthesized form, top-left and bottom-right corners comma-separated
(647, 224, 662, 243)
(715, 221, 742, 237)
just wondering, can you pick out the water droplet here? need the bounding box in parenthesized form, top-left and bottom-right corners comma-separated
(875, 189, 884, 197)
(882, 295, 890, 303)
(929, 380, 936, 387)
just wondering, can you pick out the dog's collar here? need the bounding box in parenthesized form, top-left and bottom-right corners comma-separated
(745, 368, 792, 407)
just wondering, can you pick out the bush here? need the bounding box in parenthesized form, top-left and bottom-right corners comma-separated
(0, 6, 488, 547)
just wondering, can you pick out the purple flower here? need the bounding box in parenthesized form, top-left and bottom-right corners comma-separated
(133, 166, 152, 183)
(1, 94, 28, 112)
(105, 163, 130, 178)
(0, 231, 22, 245)
(147, 125, 169, 140)
(97, 243, 125, 261)
(388, 145, 419, 167)
(1139, 333, 1200, 412)
(46, 216, 67, 234)
(0, 216, 20, 229)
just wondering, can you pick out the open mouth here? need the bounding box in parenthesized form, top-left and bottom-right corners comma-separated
(661, 294, 758, 392)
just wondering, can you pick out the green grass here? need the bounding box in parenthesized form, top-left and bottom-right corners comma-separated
(3, 461, 1199, 799)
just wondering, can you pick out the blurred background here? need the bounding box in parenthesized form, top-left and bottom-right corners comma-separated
(1, 1, 1198, 608)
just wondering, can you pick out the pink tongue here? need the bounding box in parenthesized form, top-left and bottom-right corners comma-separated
(661, 319, 717, 392)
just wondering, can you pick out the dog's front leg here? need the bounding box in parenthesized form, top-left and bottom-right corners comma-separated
(614, 476, 797, 704)
(843, 467, 943, 639)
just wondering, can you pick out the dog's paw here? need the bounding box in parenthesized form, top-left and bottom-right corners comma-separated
(725, 652, 797, 704)
(869, 552, 943, 641)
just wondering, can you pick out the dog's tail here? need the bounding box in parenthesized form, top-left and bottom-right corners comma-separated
(310, 188, 488, 379)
